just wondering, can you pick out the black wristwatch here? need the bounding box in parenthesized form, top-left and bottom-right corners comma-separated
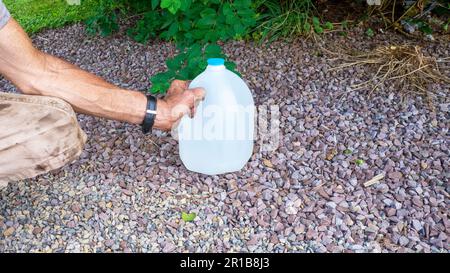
(142, 94, 157, 134)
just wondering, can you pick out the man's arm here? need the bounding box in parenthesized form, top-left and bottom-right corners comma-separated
(0, 18, 204, 130)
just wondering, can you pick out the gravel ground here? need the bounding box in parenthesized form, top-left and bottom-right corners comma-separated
(0, 24, 449, 253)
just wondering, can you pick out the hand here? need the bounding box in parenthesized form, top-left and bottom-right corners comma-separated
(153, 80, 205, 131)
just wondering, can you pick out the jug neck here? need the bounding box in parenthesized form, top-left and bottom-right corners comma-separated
(206, 64, 226, 72)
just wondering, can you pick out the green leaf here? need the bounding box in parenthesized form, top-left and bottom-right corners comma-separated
(225, 14, 235, 25)
(200, 8, 216, 18)
(177, 68, 190, 80)
(179, 0, 192, 11)
(188, 43, 202, 58)
(314, 26, 323, 34)
(204, 44, 222, 57)
(166, 21, 179, 37)
(312, 17, 320, 28)
(237, 8, 252, 17)
(233, 23, 246, 35)
(419, 23, 433, 35)
(224, 61, 236, 71)
(192, 29, 206, 40)
(151, 0, 160, 10)
(161, 15, 175, 29)
(343, 149, 352, 155)
(197, 15, 216, 27)
(181, 212, 196, 222)
(161, 0, 182, 14)
(311, 17, 323, 34)
(303, 22, 311, 33)
(366, 28, 374, 37)
(324, 22, 334, 30)
(222, 3, 233, 16)
(166, 57, 184, 70)
(204, 32, 219, 43)
(355, 159, 365, 166)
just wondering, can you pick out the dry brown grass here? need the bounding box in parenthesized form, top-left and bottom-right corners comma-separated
(327, 44, 450, 107)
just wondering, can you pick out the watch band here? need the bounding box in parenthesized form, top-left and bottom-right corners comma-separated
(142, 95, 157, 134)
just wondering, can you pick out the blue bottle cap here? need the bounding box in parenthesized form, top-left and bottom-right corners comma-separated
(207, 58, 225, 66)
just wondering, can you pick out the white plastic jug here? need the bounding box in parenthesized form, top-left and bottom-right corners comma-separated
(178, 58, 255, 175)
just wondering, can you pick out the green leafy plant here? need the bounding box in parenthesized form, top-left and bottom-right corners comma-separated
(147, 0, 256, 93)
(149, 43, 239, 93)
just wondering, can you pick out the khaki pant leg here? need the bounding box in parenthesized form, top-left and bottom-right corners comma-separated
(0, 92, 87, 188)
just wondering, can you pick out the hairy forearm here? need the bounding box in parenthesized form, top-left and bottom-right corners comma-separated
(0, 19, 147, 125)
(28, 52, 147, 124)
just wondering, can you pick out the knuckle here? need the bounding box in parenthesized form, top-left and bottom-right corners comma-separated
(185, 91, 195, 100)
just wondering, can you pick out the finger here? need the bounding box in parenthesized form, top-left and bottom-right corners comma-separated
(173, 80, 189, 91)
(167, 80, 187, 95)
(190, 105, 196, 118)
(191, 97, 202, 117)
(177, 88, 205, 116)
(179, 90, 198, 108)
(189, 87, 206, 101)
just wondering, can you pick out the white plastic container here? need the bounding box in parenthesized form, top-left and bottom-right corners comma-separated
(178, 58, 255, 175)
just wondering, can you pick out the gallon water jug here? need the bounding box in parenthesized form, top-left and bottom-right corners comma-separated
(178, 58, 255, 175)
